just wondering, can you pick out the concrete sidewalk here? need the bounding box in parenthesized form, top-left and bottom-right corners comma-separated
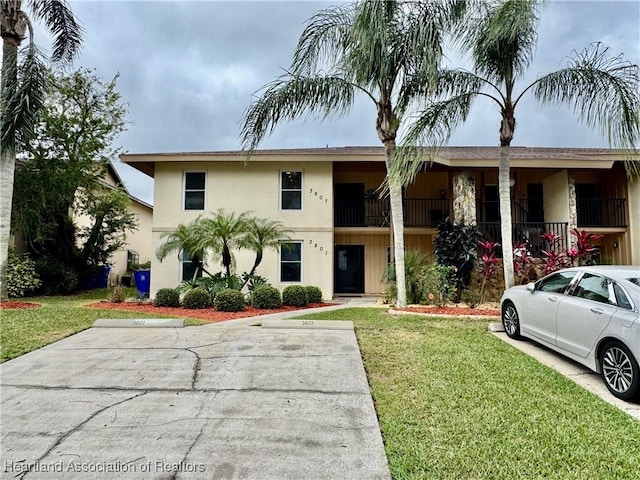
(0, 317, 390, 479)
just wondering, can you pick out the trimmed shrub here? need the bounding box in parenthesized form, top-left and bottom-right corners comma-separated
(251, 285, 282, 309)
(282, 285, 308, 307)
(155, 288, 181, 307)
(7, 251, 42, 298)
(305, 286, 323, 303)
(214, 288, 245, 312)
(34, 257, 78, 295)
(182, 287, 212, 309)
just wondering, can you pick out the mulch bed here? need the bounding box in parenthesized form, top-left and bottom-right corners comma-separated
(85, 301, 336, 322)
(394, 305, 500, 317)
(0, 301, 42, 310)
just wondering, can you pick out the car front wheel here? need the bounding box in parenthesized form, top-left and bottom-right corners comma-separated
(600, 341, 639, 401)
(501, 301, 521, 339)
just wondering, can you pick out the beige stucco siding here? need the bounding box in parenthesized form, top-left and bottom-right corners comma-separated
(150, 161, 334, 299)
(628, 177, 640, 265)
(542, 170, 570, 223)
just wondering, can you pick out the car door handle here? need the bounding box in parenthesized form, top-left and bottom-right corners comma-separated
(547, 297, 558, 302)
(590, 307, 604, 314)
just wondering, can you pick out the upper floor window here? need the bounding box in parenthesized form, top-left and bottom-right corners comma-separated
(184, 172, 205, 210)
(281, 171, 302, 210)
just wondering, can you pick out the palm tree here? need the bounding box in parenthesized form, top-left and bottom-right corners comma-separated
(1, 0, 82, 299)
(398, 0, 639, 288)
(241, 0, 465, 307)
(243, 217, 291, 280)
(156, 220, 212, 279)
(198, 210, 252, 277)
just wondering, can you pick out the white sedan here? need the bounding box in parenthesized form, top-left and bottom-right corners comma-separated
(500, 266, 640, 401)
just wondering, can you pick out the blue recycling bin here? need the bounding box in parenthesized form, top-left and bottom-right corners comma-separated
(82, 265, 111, 290)
(133, 269, 151, 298)
(97, 266, 110, 288)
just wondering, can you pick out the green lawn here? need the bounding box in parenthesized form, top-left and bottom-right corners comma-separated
(296, 308, 640, 480)
(3, 299, 639, 478)
(0, 289, 205, 362)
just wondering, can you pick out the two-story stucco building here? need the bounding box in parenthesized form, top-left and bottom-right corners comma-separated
(121, 146, 640, 300)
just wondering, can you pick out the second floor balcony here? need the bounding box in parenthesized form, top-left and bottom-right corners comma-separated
(335, 197, 450, 228)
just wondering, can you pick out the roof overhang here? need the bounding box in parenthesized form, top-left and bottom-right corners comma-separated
(121, 146, 636, 177)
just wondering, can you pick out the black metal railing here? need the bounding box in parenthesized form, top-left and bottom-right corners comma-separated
(403, 198, 450, 227)
(334, 197, 449, 228)
(576, 198, 627, 227)
(478, 222, 569, 258)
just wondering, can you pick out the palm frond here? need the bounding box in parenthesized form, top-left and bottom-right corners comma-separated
(1, 43, 48, 149)
(28, 0, 83, 63)
(241, 74, 355, 152)
(461, 0, 540, 84)
(291, 3, 354, 74)
(533, 43, 640, 154)
(391, 92, 478, 188)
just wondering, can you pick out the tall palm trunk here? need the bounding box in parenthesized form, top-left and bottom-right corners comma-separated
(498, 146, 515, 288)
(384, 140, 407, 308)
(0, 40, 18, 300)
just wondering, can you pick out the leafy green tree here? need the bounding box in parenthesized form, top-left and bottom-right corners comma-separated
(398, 0, 640, 288)
(1, 0, 82, 300)
(76, 186, 138, 266)
(241, 0, 465, 307)
(12, 68, 131, 275)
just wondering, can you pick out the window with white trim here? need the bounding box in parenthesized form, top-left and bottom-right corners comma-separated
(281, 171, 302, 210)
(184, 172, 205, 210)
(181, 250, 203, 281)
(281, 242, 302, 282)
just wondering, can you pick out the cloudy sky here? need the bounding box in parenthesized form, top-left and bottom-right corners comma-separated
(53, 1, 640, 203)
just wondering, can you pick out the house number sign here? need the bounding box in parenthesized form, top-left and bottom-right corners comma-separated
(308, 239, 329, 256)
(308, 188, 328, 204)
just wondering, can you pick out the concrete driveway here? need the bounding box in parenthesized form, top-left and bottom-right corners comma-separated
(1, 319, 390, 480)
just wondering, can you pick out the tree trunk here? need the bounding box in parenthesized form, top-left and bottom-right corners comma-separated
(498, 146, 515, 288)
(0, 40, 18, 300)
(384, 141, 407, 308)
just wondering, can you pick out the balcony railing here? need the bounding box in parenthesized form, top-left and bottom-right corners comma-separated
(577, 198, 627, 227)
(334, 197, 449, 228)
(478, 222, 569, 258)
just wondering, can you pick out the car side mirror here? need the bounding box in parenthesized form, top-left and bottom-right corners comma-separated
(526, 282, 535, 293)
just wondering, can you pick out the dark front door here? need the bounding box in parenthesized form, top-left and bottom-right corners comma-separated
(527, 183, 544, 222)
(334, 245, 365, 294)
(335, 183, 365, 226)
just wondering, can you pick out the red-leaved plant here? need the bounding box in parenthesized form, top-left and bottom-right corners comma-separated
(478, 240, 500, 303)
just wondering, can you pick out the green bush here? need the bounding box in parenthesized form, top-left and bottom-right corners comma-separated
(108, 285, 126, 303)
(305, 286, 323, 303)
(154, 288, 181, 307)
(182, 288, 212, 309)
(6, 251, 42, 298)
(34, 257, 78, 295)
(434, 220, 482, 302)
(214, 288, 245, 312)
(282, 285, 308, 307)
(420, 263, 457, 307)
(251, 285, 282, 309)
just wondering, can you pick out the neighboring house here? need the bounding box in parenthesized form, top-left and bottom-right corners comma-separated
(121, 147, 640, 299)
(84, 161, 154, 282)
(10, 160, 153, 285)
